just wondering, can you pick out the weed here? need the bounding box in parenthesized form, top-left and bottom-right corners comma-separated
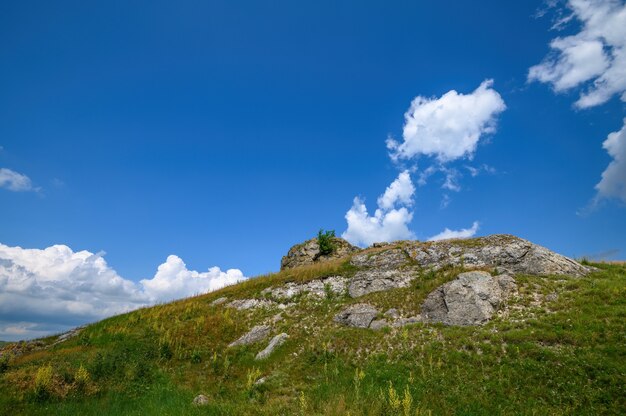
(402, 385, 413, 416)
(33, 364, 54, 401)
(299, 391, 309, 415)
(74, 365, 90, 393)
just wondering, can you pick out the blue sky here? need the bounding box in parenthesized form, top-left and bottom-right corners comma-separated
(1, 0, 625, 340)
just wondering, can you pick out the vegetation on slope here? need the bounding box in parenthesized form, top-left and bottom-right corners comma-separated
(0, 255, 624, 415)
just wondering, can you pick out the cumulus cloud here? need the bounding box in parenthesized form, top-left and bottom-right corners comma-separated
(376, 170, 415, 210)
(140, 255, 245, 303)
(529, 0, 626, 108)
(0, 168, 35, 192)
(595, 119, 626, 202)
(428, 221, 480, 242)
(387, 80, 506, 163)
(342, 171, 416, 247)
(0, 243, 246, 341)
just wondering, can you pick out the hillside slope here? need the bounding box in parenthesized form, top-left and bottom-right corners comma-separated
(0, 235, 624, 415)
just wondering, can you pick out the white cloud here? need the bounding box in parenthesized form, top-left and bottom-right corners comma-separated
(377, 170, 415, 210)
(529, 0, 626, 108)
(342, 198, 415, 247)
(0, 243, 246, 341)
(428, 221, 480, 241)
(0, 168, 35, 192)
(140, 255, 245, 303)
(595, 119, 626, 202)
(387, 80, 506, 163)
(342, 171, 416, 247)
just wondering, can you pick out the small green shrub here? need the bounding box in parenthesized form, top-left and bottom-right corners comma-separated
(317, 229, 336, 256)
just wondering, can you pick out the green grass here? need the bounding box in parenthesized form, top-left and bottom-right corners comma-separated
(0, 261, 624, 415)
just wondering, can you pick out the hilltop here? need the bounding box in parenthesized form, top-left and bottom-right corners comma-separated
(0, 234, 624, 415)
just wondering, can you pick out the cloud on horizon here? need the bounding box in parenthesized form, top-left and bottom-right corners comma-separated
(342, 171, 416, 247)
(0, 243, 246, 341)
(428, 221, 480, 241)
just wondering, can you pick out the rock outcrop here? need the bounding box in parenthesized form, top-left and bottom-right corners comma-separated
(404, 234, 591, 277)
(228, 325, 271, 348)
(255, 333, 288, 360)
(421, 271, 516, 326)
(221, 234, 592, 332)
(341, 235, 590, 298)
(261, 276, 348, 300)
(334, 304, 379, 328)
(227, 299, 274, 310)
(280, 237, 360, 270)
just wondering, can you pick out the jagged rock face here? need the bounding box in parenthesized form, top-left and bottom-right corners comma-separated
(421, 271, 516, 326)
(280, 237, 360, 270)
(404, 234, 591, 277)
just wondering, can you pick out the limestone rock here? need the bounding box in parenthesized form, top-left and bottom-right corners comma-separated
(350, 248, 410, 270)
(228, 325, 271, 348)
(496, 274, 517, 295)
(404, 234, 591, 277)
(255, 333, 288, 360)
(391, 316, 422, 327)
(193, 395, 209, 406)
(261, 276, 348, 300)
(348, 269, 414, 297)
(211, 297, 228, 306)
(421, 271, 511, 326)
(226, 299, 274, 310)
(384, 308, 400, 318)
(280, 237, 360, 270)
(369, 319, 389, 330)
(334, 304, 379, 328)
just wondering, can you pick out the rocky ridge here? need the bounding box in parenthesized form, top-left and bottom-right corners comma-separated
(212, 234, 592, 362)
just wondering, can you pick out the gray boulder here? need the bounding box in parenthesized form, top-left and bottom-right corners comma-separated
(280, 237, 360, 270)
(334, 304, 379, 328)
(255, 333, 289, 360)
(421, 271, 515, 326)
(228, 325, 271, 348)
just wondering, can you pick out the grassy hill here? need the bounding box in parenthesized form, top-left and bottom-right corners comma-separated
(0, 252, 624, 415)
